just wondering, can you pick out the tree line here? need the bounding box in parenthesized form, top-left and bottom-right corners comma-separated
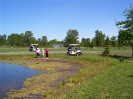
(0, 4, 133, 56)
(0, 29, 116, 48)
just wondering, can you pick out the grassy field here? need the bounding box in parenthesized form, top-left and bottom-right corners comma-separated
(58, 56, 133, 99)
(0, 46, 132, 54)
(0, 46, 133, 99)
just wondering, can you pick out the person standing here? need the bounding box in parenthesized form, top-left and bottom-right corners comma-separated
(45, 48, 49, 59)
(41, 48, 45, 59)
(36, 48, 40, 58)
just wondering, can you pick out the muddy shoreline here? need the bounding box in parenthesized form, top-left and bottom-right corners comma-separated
(2, 58, 82, 99)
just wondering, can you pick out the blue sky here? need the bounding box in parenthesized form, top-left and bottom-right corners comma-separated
(1, 0, 133, 41)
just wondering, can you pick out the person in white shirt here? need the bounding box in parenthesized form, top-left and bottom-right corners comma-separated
(41, 48, 45, 58)
(36, 48, 40, 58)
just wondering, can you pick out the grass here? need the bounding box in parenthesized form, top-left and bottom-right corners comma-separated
(49, 52, 133, 99)
(0, 46, 133, 99)
(59, 60, 133, 99)
(0, 46, 131, 53)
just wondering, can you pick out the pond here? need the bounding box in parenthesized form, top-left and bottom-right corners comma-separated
(0, 62, 40, 99)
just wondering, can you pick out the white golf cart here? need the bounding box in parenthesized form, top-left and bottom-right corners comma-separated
(66, 44, 82, 56)
(29, 44, 38, 51)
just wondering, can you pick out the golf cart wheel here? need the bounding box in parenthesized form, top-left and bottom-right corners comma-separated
(76, 53, 79, 56)
(77, 52, 82, 56)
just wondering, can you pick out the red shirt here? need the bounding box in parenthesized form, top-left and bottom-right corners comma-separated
(45, 48, 49, 53)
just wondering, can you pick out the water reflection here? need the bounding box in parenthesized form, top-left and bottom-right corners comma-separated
(0, 62, 39, 99)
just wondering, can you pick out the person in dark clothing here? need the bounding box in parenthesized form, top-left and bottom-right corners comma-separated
(45, 48, 49, 59)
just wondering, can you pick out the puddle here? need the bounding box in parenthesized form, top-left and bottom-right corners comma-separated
(0, 62, 39, 99)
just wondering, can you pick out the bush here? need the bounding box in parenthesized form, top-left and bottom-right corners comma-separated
(102, 47, 110, 56)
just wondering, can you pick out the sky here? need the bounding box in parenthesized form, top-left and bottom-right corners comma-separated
(1, 0, 133, 41)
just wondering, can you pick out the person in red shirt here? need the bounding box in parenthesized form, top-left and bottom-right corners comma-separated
(45, 48, 49, 59)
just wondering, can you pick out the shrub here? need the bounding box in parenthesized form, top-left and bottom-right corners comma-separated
(102, 47, 110, 56)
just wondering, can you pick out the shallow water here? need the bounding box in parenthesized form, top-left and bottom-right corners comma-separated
(0, 62, 39, 99)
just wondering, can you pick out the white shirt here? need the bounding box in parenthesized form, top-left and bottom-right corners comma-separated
(36, 49, 40, 54)
(41, 49, 44, 54)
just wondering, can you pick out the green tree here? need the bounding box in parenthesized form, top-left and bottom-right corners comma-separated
(48, 39, 57, 46)
(41, 36, 48, 46)
(117, 30, 127, 47)
(24, 31, 33, 46)
(81, 38, 90, 48)
(0, 34, 7, 46)
(110, 36, 117, 49)
(102, 36, 111, 56)
(85, 38, 90, 48)
(7, 34, 22, 46)
(29, 37, 36, 44)
(90, 37, 96, 48)
(20, 33, 25, 46)
(95, 30, 105, 47)
(81, 38, 86, 47)
(116, 4, 133, 57)
(64, 29, 79, 46)
(37, 38, 41, 46)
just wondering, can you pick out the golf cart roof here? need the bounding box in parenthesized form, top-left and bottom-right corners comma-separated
(68, 44, 80, 47)
(30, 44, 38, 46)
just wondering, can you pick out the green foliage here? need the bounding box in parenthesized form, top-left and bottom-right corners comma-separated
(0, 34, 7, 46)
(90, 37, 96, 48)
(81, 38, 90, 47)
(102, 36, 110, 56)
(118, 30, 130, 47)
(64, 29, 79, 46)
(24, 31, 34, 45)
(43, 89, 55, 98)
(41, 36, 48, 46)
(2, 29, 78, 47)
(7, 31, 34, 46)
(104, 36, 111, 46)
(102, 47, 110, 56)
(116, 4, 133, 57)
(95, 30, 106, 47)
(48, 39, 58, 46)
(110, 36, 117, 48)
